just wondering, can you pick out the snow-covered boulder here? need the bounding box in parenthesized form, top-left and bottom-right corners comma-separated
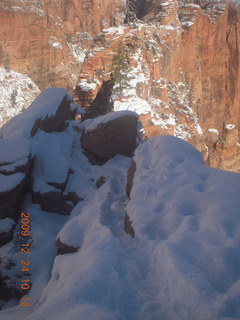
(0, 88, 77, 221)
(81, 110, 139, 163)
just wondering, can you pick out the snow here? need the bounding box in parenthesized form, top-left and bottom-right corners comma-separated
(0, 172, 25, 192)
(127, 136, 240, 319)
(103, 26, 125, 35)
(0, 88, 68, 139)
(0, 218, 15, 233)
(114, 97, 152, 115)
(181, 21, 194, 27)
(83, 110, 139, 132)
(31, 130, 72, 193)
(225, 124, 235, 130)
(0, 68, 40, 127)
(208, 128, 219, 135)
(1, 126, 240, 320)
(77, 79, 100, 92)
(67, 43, 87, 63)
(49, 37, 62, 50)
(0, 137, 30, 164)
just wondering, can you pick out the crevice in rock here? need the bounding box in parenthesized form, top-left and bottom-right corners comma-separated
(126, 0, 152, 20)
(83, 80, 114, 119)
(126, 160, 136, 199)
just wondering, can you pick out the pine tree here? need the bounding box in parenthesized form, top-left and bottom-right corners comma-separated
(111, 42, 131, 95)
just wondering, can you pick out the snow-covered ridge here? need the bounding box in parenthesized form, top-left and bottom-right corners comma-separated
(0, 68, 40, 128)
(0, 88, 240, 319)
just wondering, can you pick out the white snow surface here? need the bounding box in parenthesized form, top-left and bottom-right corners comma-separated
(0, 68, 40, 127)
(114, 97, 152, 115)
(1, 125, 240, 320)
(225, 124, 236, 130)
(83, 110, 139, 131)
(208, 128, 219, 135)
(0, 137, 30, 164)
(31, 130, 72, 193)
(0, 88, 68, 139)
(0, 172, 25, 192)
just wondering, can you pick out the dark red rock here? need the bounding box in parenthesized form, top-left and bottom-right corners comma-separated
(96, 176, 106, 188)
(82, 150, 107, 166)
(33, 190, 83, 215)
(32, 191, 62, 213)
(64, 192, 83, 205)
(81, 113, 139, 162)
(60, 202, 74, 216)
(126, 160, 136, 199)
(124, 213, 135, 238)
(31, 95, 76, 136)
(55, 238, 79, 255)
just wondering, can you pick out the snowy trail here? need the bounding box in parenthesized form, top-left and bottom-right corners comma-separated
(1, 124, 240, 320)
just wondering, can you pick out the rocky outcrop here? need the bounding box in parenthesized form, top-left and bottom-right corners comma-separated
(30, 94, 76, 136)
(81, 111, 139, 163)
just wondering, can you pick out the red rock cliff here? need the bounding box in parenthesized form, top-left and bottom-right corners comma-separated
(0, 0, 125, 90)
(74, 0, 240, 172)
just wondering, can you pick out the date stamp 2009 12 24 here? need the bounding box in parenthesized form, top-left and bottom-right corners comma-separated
(19, 212, 31, 307)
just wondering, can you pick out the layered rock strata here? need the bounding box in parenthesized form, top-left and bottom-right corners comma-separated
(74, 0, 240, 172)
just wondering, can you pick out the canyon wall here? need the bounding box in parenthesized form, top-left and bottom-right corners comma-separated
(74, 0, 240, 172)
(0, 0, 125, 90)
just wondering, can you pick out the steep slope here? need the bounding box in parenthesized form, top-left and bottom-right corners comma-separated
(74, 0, 240, 172)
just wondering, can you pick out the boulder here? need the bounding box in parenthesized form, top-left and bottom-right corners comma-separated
(81, 111, 139, 163)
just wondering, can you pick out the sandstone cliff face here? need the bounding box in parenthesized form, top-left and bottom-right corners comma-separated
(74, 0, 240, 172)
(0, 0, 125, 90)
